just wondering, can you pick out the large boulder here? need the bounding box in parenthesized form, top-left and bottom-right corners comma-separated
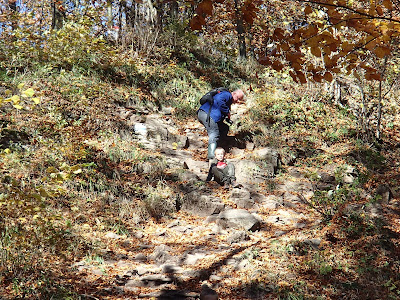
(217, 209, 262, 231)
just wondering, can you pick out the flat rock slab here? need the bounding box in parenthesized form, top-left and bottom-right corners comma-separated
(217, 209, 262, 231)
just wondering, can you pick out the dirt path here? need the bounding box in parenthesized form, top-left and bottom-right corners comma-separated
(69, 105, 326, 299)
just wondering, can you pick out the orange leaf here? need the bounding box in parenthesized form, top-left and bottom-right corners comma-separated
(296, 71, 307, 84)
(243, 11, 253, 23)
(304, 5, 312, 14)
(289, 71, 299, 83)
(365, 38, 378, 51)
(374, 46, 391, 58)
(376, 5, 383, 15)
(190, 15, 206, 30)
(272, 61, 284, 71)
(365, 71, 382, 81)
(383, 0, 393, 10)
(311, 46, 322, 57)
(273, 28, 285, 40)
(196, 0, 213, 16)
(259, 56, 271, 66)
(353, 70, 361, 80)
(313, 73, 323, 82)
(331, 68, 341, 73)
(280, 42, 290, 51)
(324, 72, 333, 82)
(292, 62, 302, 71)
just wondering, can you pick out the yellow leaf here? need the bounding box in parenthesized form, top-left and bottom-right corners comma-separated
(10, 95, 20, 104)
(22, 88, 35, 98)
(46, 166, 58, 174)
(73, 168, 82, 174)
(32, 97, 40, 104)
(5, 89, 11, 96)
(39, 188, 51, 198)
(13, 104, 24, 109)
(4, 148, 11, 154)
(17, 83, 24, 89)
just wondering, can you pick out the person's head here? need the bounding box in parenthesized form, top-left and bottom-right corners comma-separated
(214, 147, 225, 161)
(231, 89, 244, 104)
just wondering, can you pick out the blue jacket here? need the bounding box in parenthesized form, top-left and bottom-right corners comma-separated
(199, 90, 232, 123)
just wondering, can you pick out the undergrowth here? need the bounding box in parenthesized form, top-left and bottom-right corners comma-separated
(0, 23, 398, 300)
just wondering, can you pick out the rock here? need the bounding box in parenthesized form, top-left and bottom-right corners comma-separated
(183, 252, 207, 265)
(126, 274, 173, 288)
(105, 232, 122, 239)
(304, 238, 321, 249)
(200, 284, 219, 300)
(274, 230, 287, 237)
(251, 147, 280, 173)
(217, 209, 261, 231)
(233, 159, 271, 184)
(375, 184, 392, 203)
(288, 168, 303, 178)
(344, 202, 384, 219)
(227, 231, 250, 244)
(246, 142, 255, 151)
(161, 106, 173, 115)
(162, 264, 182, 274)
(149, 245, 175, 265)
(230, 147, 245, 157)
(136, 265, 149, 276)
(182, 191, 225, 217)
(230, 188, 254, 209)
(319, 172, 336, 183)
(134, 123, 147, 137)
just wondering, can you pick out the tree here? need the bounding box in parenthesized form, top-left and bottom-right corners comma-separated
(51, 0, 66, 30)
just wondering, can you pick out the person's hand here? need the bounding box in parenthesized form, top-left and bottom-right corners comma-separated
(225, 119, 233, 125)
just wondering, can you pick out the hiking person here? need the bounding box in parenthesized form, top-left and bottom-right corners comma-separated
(205, 147, 239, 189)
(197, 88, 244, 160)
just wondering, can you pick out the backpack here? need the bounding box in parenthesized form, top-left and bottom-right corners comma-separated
(200, 87, 229, 124)
(200, 87, 229, 106)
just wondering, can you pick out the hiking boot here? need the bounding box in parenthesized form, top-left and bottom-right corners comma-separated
(223, 182, 230, 190)
(231, 180, 241, 188)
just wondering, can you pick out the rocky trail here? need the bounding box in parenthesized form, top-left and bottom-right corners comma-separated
(70, 102, 371, 300)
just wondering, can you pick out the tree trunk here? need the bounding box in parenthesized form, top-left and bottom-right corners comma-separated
(107, 0, 113, 29)
(233, 0, 246, 60)
(9, 0, 18, 31)
(375, 56, 388, 140)
(51, 0, 65, 30)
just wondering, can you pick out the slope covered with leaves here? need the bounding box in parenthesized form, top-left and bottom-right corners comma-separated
(1, 26, 400, 300)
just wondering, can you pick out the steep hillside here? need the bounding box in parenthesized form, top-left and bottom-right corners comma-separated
(1, 54, 400, 300)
